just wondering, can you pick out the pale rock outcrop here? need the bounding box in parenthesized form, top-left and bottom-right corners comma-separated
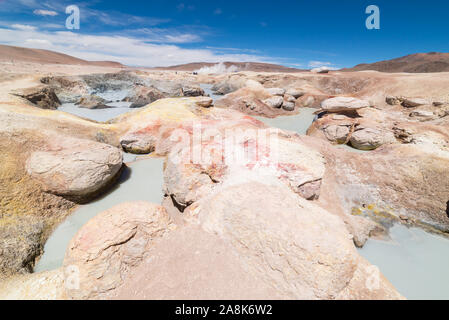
(0, 269, 65, 300)
(321, 97, 370, 113)
(63, 202, 174, 300)
(26, 137, 123, 201)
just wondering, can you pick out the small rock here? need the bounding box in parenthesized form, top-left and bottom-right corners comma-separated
(323, 125, 350, 144)
(284, 94, 296, 103)
(194, 96, 213, 108)
(120, 132, 157, 154)
(386, 95, 402, 105)
(402, 98, 430, 108)
(282, 101, 295, 111)
(181, 86, 205, 97)
(349, 128, 396, 150)
(409, 110, 434, 118)
(266, 88, 285, 96)
(263, 96, 284, 109)
(286, 88, 305, 98)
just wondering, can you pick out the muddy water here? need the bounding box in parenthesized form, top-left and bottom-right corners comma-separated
(34, 157, 165, 273)
(254, 108, 317, 135)
(200, 83, 222, 102)
(359, 224, 449, 300)
(59, 102, 133, 122)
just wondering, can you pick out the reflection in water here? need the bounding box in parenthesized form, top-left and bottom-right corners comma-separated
(34, 158, 165, 273)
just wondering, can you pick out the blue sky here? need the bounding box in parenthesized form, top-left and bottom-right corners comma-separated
(0, 0, 448, 68)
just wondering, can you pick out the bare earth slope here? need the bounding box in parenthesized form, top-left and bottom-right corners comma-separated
(0, 44, 123, 68)
(155, 61, 304, 73)
(343, 52, 449, 73)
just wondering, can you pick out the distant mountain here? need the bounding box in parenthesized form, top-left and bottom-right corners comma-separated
(343, 52, 449, 73)
(0, 44, 124, 68)
(155, 62, 304, 73)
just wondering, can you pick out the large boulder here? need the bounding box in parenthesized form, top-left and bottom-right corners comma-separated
(321, 97, 370, 113)
(63, 202, 174, 300)
(26, 137, 123, 201)
(123, 85, 166, 108)
(181, 86, 205, 97)
(114, 181, 402, 300)
(75, 95, 109, 109)
(349, 127, 396, 150)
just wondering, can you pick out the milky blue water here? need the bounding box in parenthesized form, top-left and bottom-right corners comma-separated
(34, 158, 165, 273)
(359, 224, 449, 300)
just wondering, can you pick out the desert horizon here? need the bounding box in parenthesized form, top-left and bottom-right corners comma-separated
(0, 0, 448, 307)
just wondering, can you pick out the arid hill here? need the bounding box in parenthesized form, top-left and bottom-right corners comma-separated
(0, 44, 124, 68)
(343, 52, 449, 73)
(155, 61, 304, 73)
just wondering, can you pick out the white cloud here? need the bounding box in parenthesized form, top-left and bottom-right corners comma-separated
(25, 39, 52, 45)
(11, 24, 37, 31)
(308, 60, 333, 68)
(33, 9, 58, 16)
(214, 8, 223, 15)
(0, 27, 278, 67)
(134, 28, 203, 43)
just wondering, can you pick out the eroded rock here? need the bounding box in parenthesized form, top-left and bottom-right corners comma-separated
(321, 97, 370, 113)
(63, 202, 174, 300)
